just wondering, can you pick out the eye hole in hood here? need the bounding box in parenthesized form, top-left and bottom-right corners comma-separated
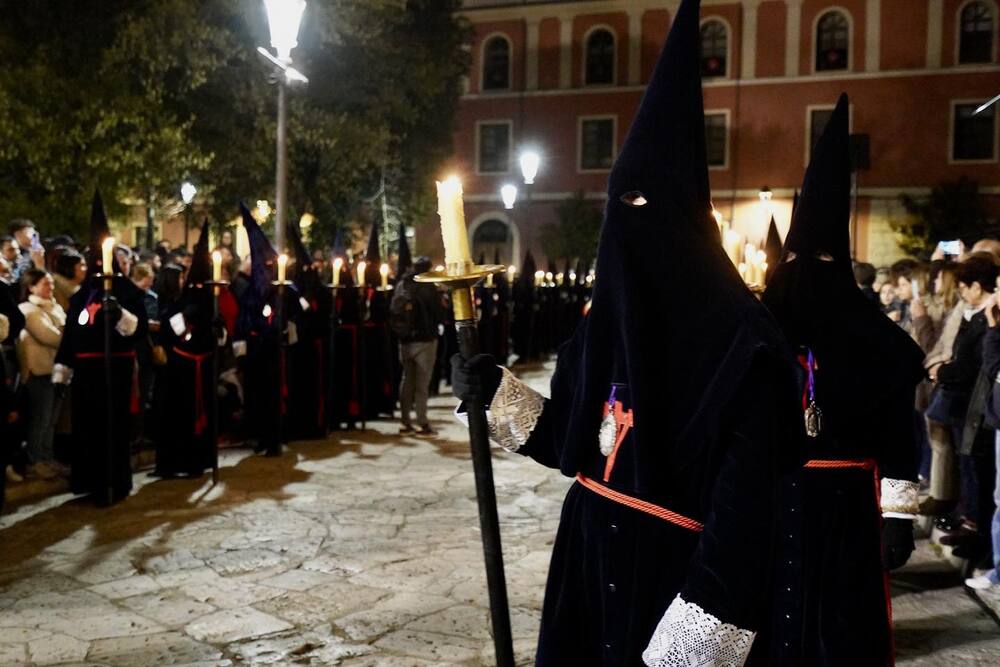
(619, 191, 648, 207)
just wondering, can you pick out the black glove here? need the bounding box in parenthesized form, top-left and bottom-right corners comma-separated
(103, 296, 122, 327)
(882, 517, 915, 570)
(451, 353, 502, 405)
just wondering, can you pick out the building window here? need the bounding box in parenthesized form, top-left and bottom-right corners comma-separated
(959, 2, 994, 64)
(580, 117, 615, 170)
(953, 102, 996, 161)
(478, 123, 511, 173)
(809, 108, 835, 160)
(585, 29, 615, 85)
(482, 36, 511, 90)
(700, 20, 728, 77)
(704, 113, 728, 167)
(815, 11, 850, 71)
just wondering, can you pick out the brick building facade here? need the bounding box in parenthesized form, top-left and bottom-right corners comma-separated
(429, 0, 999, 268)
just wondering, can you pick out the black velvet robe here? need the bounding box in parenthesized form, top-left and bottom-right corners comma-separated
(754, 362, 918, 667)
(237, 284, 302, 454)
(362, 287, 397, 419)
(156, 289, 216, 477)
(329, 286, 364, 429)
(513, 329, 800, 666)
(56, 277, 147, 504)
(289, 287, 332, 440)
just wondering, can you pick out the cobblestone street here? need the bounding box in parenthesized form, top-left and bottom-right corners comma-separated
(1, 364, 999, 666)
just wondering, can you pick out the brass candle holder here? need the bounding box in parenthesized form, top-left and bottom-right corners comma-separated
(414, 262, 506, 321)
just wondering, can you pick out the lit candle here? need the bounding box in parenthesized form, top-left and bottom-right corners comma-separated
(507, 266, 517, 281)
(380, 263, 389, 290)
(485, 273, 494, 288)
(738, 262, 748, 282)
(723, 229, 741, 267)
(277, 253, 288, 283)
(212, 251, 222, 282)
(357, 261, 367, 287)
(436, 176, 472, 266)
(332, 257, 343, 287)
(102, 237, 115, 275)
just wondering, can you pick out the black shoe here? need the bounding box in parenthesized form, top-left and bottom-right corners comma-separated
(935, 515, 964, 532)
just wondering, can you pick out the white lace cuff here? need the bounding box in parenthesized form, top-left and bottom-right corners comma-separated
(115, 307, 138, 337)
(642, 595, 755, 667)
(453, 367, 546, 453)
(881, 478, 919, 518)
(487, 367, 545, 452)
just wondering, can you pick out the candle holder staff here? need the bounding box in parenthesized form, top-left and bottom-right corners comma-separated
(416, 176, 513, 667)
(207, 248, 230, 484)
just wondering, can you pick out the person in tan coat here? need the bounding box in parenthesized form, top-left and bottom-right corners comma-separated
(17, 268, 66, 478)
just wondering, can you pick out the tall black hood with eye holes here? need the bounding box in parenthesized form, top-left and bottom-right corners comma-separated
(763, 93, 924, 430)
(544, 0, 800, 509)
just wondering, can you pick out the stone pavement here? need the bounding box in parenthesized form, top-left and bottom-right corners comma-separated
(0, 362, 998, 666)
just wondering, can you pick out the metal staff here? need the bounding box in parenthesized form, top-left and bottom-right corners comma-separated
(326, 281, 341, 433)
(100, 267, 116, 507)
(416, 262, 513, 667)
(207, 274, 230, 485)
(272, 268, 292, 455)
(357, 283, 369, 431)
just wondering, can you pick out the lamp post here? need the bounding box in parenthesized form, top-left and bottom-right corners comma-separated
(260, 0, 307, 257)
(181, 181, 197, 250)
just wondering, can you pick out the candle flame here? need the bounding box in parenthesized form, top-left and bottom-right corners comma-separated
(212, 250, 222, 263)
(102, 237, 115, 252)
(380, 263, 389, 276)
(333, 257, 343, 270)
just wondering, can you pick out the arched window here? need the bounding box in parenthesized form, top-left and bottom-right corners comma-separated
(472, 219, 513, 264)
(700, 20, 728, 77)
(482, 36, 511, 90)
(959, 1, 994, 64)
(815, 11, 850, 71)
(585, 29, 615, 85)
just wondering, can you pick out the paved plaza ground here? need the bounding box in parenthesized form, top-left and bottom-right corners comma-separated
(1, 362, 999, 666)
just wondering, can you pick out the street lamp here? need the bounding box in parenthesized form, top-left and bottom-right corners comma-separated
(500, 184, 518, 210)
(181, 181, 197, 250)
(260, 0, 307, 257)
(519, 150, 540, 185)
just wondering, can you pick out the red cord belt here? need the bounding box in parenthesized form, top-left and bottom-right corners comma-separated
(576, 474, 705, 533)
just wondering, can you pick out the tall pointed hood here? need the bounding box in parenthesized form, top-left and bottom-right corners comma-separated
(186, 220, 212, 286)
(782, 94, 852, 267)
(239, 202, 277, 304)
(543, 0, 797, 488)
(607, 0, 712, 237)
(398, 226, 413, 276)
(89, 190, 112, 277)
(763, 93, 924, 427)
(764, 216, 782, 285)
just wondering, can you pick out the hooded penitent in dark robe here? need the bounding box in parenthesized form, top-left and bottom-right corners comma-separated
(156, 221, 216, 477)
(764, 216, 782, 286)
(361, 221, 397, 418)
(462, 2, 802, 663)
(511, 250, 538, 361)
(55, 191, 148, 504)
(328, 232, 364, 429)
(287, 219, 331, 440)
(758, 94, 925, 667)
(234, 203, 302, 455)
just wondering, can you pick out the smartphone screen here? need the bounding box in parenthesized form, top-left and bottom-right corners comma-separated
(937, 240, 961, 255)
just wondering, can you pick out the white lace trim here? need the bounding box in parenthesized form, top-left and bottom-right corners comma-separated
(486, 367, 545, 452)
(642, 595, 755, 667)
(115, 307, 138, 337)
(881, 478, 919, 517)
